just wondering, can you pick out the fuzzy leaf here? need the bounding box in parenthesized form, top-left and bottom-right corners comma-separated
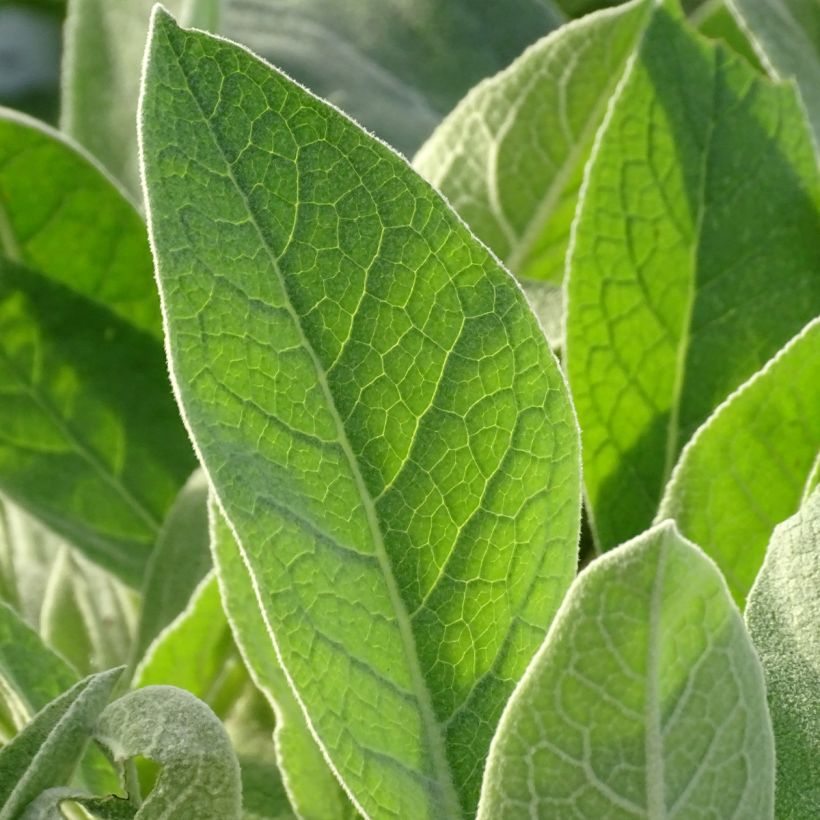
(133, 469, 211, 662)
(658, 319, 820, 603)
(414, 0, 653, 286)
(94, 686, 242, 820)
(140, 10, 581, 816)
(0, 668, 122, 820)
(746, 487, 820, 819)
(211, 500, 356, 820)
(478, 521, 774, 819)
(565, 0, 820, 550)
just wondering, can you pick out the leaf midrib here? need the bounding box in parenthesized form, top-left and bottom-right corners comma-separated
(162, 30, 463, 817)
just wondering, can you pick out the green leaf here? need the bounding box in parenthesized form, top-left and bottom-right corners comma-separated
(133, 572, 234, 701)
(133, 469, 211, 663)
(658, 319, 820, 603)
(692, 0, 762, 69)
(222, 0, 565, 158)
(0, 601, 77, 732)
(94, 686, 242, 820)
(746, 487, 820, 819)
(414, 0, 653, 286)
(0, 256, 196, 585)
(20, 789, 136, 820)
(61, 0, 210, 196)
(141, 9, 581, 814)
(478, 521, 774, 819)
(565, 0, 820, 550)
(728, 0, 820, 142)
(211, 500, 357, 820)
(0, 667, 122, 820)
(0, 109, 160, 339)
(41, 546, 137, 676)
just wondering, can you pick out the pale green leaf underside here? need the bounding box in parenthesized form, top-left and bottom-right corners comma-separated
(141, 10, 580, 817)
(746, 487, 820, 819)
(566, 1, 820, 551)
(0, 601, 76, 728)
(0, 109, 160, 339)
(658, 319, 820, 603)
(133, 468, 211, 663)
(414, 0, 652, 286)
(479, 521, 774, 819)
(0, 667, 122, 820)
(210, 498, 357, 820)
(728, 0, 820, 143)
(0, 256, 195, 585)
(95, 686, 242, 820)
(223, 0, 565, 158)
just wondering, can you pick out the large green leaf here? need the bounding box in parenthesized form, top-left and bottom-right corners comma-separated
(223, 0, 564, 158)
(728, 0, 820, 142)
(0, 668, 122, 820)
(479, 521, 774, 818)
(141, 10, 581, 816)
(211, 501, 357, 820)
(658, 319, 820, 603)
(0, 601, 76, 731)
(414, 0, 653, 287)
(0, 109, 159, 338)
(94, 686, 242, 820)
(0, 256, 195, 584)
(746, 487, 820, 819)
(565, 0, 820, 550)
(61, 0, 212, 196)
(132, 469, 211, 663)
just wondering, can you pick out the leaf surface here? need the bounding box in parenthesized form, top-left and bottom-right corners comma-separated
(746, 487, 820, 819)
(0, 601, 76, 729)
(0, 257, 195, 584)
(414, 0, 653, 286)
(141, 10, 581, 816)
(94, 686, 242, 820)
(658, 319, 820, 602)
(565, 1, 820, 550)
(478, 521, 774, 819)
(133, 469, 211, 662)
(223, 0, 565, 158)
(0, 667, 122, 820)
(211, 500, 357, 820)
(0, 109, 159, 337)
(729, 0, 820, 142)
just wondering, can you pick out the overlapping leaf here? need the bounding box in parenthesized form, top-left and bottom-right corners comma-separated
(565, 0, 820, 550)
(140, 9, 581, 816)
(479, 521, 774, 819)
(658, 319, 820, 602)
(746, 487, 820, 819)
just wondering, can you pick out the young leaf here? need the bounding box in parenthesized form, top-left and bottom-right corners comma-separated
(0, 667, 123, 820)
(658, 319, 820, 603)
(19, 788, 136, 820)
(223, 0, 565, 157)
(478, 521, 774, 819)
(728, 0, 820, 142)
(140, 10, 581, 815)
(133, 469, 211, 663)
(94, 686, 242, 820)
(746, 487, 820, 819)
(61, 0, 212, 196)
(0, 109, 160, 338)
(565, 0, 820, 550)
(0, 257, 196, 584)
(211, 500, 357, 820)
(0, 601, 76, 729)
(414, 0, 653, 286)
(133, 571, 233, 700)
